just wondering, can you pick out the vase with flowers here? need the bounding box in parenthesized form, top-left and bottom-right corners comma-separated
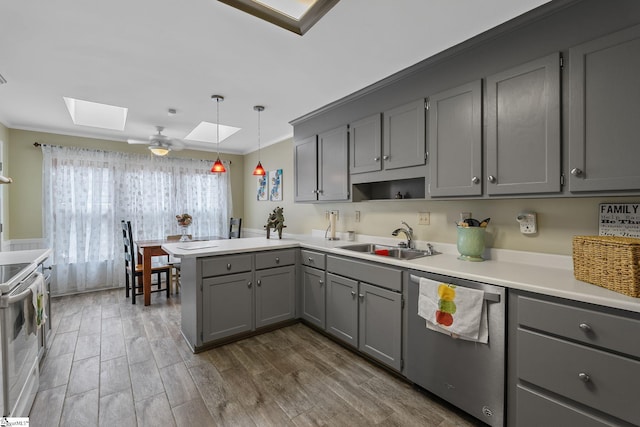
(176, 213, 193, 241)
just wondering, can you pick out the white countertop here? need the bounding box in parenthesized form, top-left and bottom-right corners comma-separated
(163, 235, 640, 314)
(0, 249, 51, 266)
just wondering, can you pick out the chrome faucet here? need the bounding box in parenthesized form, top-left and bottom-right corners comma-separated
(392, 221, 414, 249)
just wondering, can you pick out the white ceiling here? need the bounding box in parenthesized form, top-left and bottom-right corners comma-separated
(0, 0, 550, 155)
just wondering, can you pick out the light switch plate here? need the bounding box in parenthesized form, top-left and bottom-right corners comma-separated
(355, 211, 361, 222)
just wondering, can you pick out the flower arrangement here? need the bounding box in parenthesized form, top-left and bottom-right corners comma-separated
(176, 213, 192, 227)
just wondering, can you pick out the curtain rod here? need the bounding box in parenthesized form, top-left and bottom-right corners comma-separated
(33, 142, 231, 164)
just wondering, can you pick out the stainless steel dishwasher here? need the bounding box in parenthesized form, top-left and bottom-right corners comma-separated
(407, 270, 506, 427)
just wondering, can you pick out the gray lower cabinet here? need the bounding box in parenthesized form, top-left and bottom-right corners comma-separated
(326, 273, 358, 347)
(568, 24, 640, 192)
(508, 290, 640, 426)
(428, 80, 482, 197)
(358, 282, 402, 370)
(301, 265, 326, 329)
(326, 255, 403, 371)
(486, 52, 561, 195)
(202, 271, 253, 343)
(255, 265, 296, 329)
(294, 126, 349, 202)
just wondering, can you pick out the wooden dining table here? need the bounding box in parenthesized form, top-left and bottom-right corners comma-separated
(136, 236, 222, 306)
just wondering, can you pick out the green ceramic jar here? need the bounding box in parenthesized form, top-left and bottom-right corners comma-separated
(456, 226, 485, 261)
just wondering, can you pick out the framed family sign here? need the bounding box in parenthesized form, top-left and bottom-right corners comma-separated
(598, 203, 640, 237)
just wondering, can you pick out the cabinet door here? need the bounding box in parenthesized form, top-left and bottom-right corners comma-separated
(301, 266, 326, 329)
(255, 266, 295, 329)
(202, 272, 253, 343)
(350, 113, 382, 174)
(486, 53, 561, 195)
(358, 283, 402, 371)
(326, 273, 358, 347)
(383, 99, 426, 170)
(318, 125, 349, 201)
(428, 80, 482, 197)
(294, 135, 318, 202)
(569, 24, 640, 192)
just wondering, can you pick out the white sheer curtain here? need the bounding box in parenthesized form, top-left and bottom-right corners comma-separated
(42, 145, 232, 296)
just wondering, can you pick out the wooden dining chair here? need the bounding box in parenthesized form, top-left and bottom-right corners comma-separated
(121, 220, 172, 304)
(229, 217, 242, 239)
(165, 234, 191, 294)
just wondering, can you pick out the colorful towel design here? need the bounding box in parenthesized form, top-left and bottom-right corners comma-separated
(417, 277, 488, 343)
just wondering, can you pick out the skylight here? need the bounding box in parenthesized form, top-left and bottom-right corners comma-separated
(218, 0, 339, 35)
(185, 122, 241, 144)
(63, 97, 128, 131)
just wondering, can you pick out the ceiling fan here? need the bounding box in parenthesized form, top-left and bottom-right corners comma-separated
(127, 126, 185, 156)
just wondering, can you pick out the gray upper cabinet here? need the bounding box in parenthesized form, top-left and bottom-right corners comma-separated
(294, 135, 319, 202)
(383, 99, 427, 170)
(568, 24, 640, 192)
(428, 80, 482, 197)
(318, 125, 350, 201)
(486, 52, 561, 195)
(294, 126, 349, 202)
(349, 113, 382, 174)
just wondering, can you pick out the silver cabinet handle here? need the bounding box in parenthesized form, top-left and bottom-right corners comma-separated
(471, 176, 480, 184)
(226, 263, 232, 270)
(317, 189, 323, 194)
(351, 291, 356, 297)
(247, 281, 252, 288)
(319, 280, 324, 285)
(374, 157, 380, 161)
(487, 175, 496, 183)
(359, 294, 364, 300)
(307, 257, 314, 263)
(257, 279, 261, 286)
(578, 372, 590, 383)
(383, 155, 389, 160)
(571, 168, 583, 177)
(275, 257, 280, 264)
(579, 323, 592, 332)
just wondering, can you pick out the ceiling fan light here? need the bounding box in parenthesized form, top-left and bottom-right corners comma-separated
(149, 145, 170, 156)
(211, 157, 226, 173)
(252, 161, 266, 176)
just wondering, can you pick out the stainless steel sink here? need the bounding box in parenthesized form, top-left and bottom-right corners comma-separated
(339, 243, 437, 260)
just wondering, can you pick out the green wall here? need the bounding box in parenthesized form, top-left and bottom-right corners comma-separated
(5, 129, 244, 239)
(243, 138, 639, 256)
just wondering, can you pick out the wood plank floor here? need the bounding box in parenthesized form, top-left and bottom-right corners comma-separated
(30, 288, 482, 426)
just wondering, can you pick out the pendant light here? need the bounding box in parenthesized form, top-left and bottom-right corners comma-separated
(210, 95, 226, 173)
(252, 105, 266, 176)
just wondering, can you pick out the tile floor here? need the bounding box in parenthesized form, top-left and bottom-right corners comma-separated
(30, 288, 480, 426)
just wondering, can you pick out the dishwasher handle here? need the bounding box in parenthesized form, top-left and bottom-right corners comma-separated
(410, 274, 501, 303)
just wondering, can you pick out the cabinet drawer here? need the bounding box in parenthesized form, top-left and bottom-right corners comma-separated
(255, 249, 296, 270)
(301, 249, 326, 269)
(516, 385, 620, 427)
(201, 254, 253, 277)
(327, 256, 402, 291)
(517, 295, 640, 358)
(518, 329, 640, 425)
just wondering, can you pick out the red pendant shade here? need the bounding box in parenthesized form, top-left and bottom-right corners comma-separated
(252, 161, 266, 176)
(211, 157, 226, 173)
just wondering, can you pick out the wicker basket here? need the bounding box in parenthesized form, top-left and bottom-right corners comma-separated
(572, 236, 640, 298)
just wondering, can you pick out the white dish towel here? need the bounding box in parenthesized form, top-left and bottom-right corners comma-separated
(31, 272, 47, 329)
(417, 277, 488, 344)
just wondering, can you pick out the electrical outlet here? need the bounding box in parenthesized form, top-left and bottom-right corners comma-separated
(460, 212, 472, 222)
(418, 212, 430, 225)
(517, 211, 537, 234)
(330, 210, 339, 221)
(355, 211, 361, 222)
